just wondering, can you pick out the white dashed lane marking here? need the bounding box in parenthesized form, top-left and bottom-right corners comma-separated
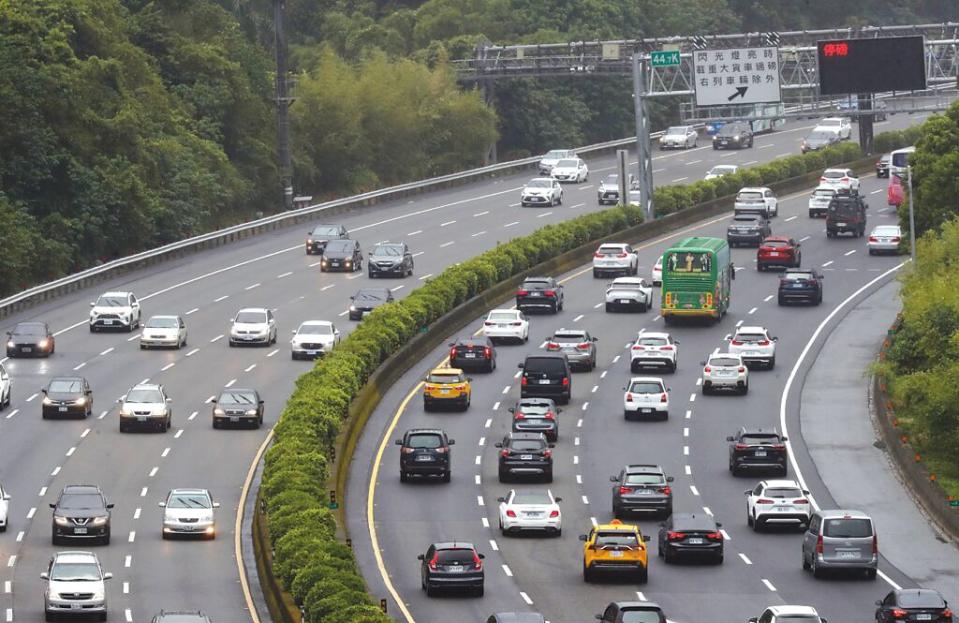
(822, 260, 834, 267)
(739, 553, 753, 565)
(762, 579, 777, 592)
(845, 249, 857, 256)
(520, 592, 534, 605)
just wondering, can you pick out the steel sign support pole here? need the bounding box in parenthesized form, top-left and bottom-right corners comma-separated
(632, 53, 654, 221)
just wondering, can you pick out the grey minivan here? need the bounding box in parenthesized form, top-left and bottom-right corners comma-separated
(801, 509, 877, 579)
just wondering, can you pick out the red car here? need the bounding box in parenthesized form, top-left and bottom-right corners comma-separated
(757, 237, 801, 271)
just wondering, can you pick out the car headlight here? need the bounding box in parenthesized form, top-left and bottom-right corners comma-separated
(75, 397, 87, 407)
(39, 338, 49, 348)
(349, 305, 357, 312)
(345, 260, 351, 265)
(92, 590, 105, 601)
(214, 408, 225, 415)
(245, 409, 258, 416)
(119, 408, 131, 417)
(5, 340, 13, 348)
(43, 396, 53, 405)
(90, 310, 99, 318)
(306, 238, 313, 244)
(90, 516, 108, 526)
(54, 516, 71, 526)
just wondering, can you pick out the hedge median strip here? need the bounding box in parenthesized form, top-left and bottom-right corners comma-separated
(257, 125, 923, 623)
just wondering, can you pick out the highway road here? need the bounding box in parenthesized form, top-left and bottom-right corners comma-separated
(346, 136, 946, 620)
(0, 112, 924, 622)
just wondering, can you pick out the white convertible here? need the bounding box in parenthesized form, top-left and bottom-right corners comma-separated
(497, 489, 562, 536)
(605, 277, 653, 313)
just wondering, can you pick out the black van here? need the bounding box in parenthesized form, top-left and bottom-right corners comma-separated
(826, 189, 867, 238)
(518, 354, 572, 404)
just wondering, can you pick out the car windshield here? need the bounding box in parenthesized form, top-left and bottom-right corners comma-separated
(666, 126, 687, 134)
(595, 532, 638, 547)
(50, 562, 100, 582)
(629, 382, 663, 394)
(95, 295, 128, 307)
(488, 311, 518, 321)
(809, 132, 833, 141)
(126, 388, 163, 403)
(709, 166, 736, 175)
(741, 434, 779, 445)
(624, 474, 663, 485)
(49, 380, 83, 393)
(12, 323, 45, 335)
(509, 439, 544, 451)
(512, 492, 551, 505)
(59, 494, 103, 509)
(407, 434, 443, 449)
(783, 272, 814, 281)
(325, 240, 352, 253)
(819, 119, 842, 127)
(823, 518, 872, 537)
(544, 150, 568, 158)
(373, 245, 402, 256)
(603, 174, 619, 185)
(764, 487, 803, 498)
(218, 391, 256, 405)
(763, 240, 789, 248)
(898, 592, 946, 608)
(527, 179, 551, 188)
(311, 226, 340, 236)
(167, 493, 212, 509)
(355, 290, 388, 303)
(734, 333, 766, 343)
(709, 357, 740, 367)
(145, 317, 179, 329)
(737, 191, 763, 201)
(814, 189, 836, 198)
(637, 337, 666, 347)
(298, 323, 332, 335)
(873, 227, 900, 236)
(621, 612, 662, 623)
(436, 549, 474, 564)
(427, 373, 463, 384)
(235, 311, 267, 324)
(553, 334, 585, 344)
(555, 159, 579, 168)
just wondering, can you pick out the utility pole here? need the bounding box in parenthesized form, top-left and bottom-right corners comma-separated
(631, 53, 654, 221)
(274, 0, 294, 210)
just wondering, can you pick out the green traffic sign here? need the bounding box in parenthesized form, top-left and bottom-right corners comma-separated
(651, 51, 681, 67)
(950, 500, 959, 507)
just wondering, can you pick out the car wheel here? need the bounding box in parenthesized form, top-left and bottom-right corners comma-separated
(400, 471, 408, 483)
(817, 292, 823, 305)
(778, 295, 786, 306)
(45, 612, 54, 622)
(747, 511, 754, 527)
(866, 568, 877, 580)
(544, 469, 553, 483)
(474, 584, 486, 597)
(550, 302, 558, 314)
(498, 469, 509, 483)
(442, 470, 451, 483)
(757, 264, 764, 272)
(811, 556, 822, 578)
(802, 549, 811, 570)
(425, 583, 436, 597)
(637, 565, 648, 584)
(639, 301, 647, 313)
(102, 532, 111, 546)
(593, 269, 600, 278)
(663, 547, 674, 564)
(583, 562, 593, 582)
(605, 303, 613, 312)
(741, 382, 749, 395)
(119, 421, 127, 433)
(752, 514, 761, 531)
(768, 356, 776, 370)
(213, 419, 220, 429)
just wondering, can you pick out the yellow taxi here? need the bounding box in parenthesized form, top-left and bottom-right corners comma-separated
(579, 519, 649, 583)
(423, 368, 471, 412)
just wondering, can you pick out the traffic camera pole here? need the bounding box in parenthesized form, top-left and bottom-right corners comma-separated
(632, 53, 654, 221)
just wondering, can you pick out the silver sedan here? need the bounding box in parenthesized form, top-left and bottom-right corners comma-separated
(867, 225, 902, 255)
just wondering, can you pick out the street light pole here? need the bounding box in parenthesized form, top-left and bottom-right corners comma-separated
(907, 165, 916, 263)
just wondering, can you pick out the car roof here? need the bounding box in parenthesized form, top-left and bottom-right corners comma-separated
(62, 485, 101, 494)
(739, 426, 780, 435)
(624, 464, 664, 474)
(237, 307, 268, 314)
(405, 428, 446, 436)
(760, 479, 802, 489)
(813, 184, 837, 191)
(709, 352, 741, 360)
(50, 376, 86, 383)
(784, 268, 815, 274)
(768, 605, 819, 617)
(637, 330, 670, 339)
(517, 397, 555, 405)
(554, 328, 587, 335)
(130, 383, 163, 391)
(219, 387, 257, 395)
(872, 225, 901, 232)
(453, 337, 491, 345)
(599, 242, 629, 248)
(523, 276, 553, 282)
(299, 320, 333, 327)
(146, 315, 180, 321)
(525, 354, 567, 361)
(823, 167, 852, 173)
(355, 288, 390, 296)
(13, 321, 47, 328)
(817, 509, 870, 519)
(596, 519, 641, 532)
(169, 488, 210, 496)
(738, 186, 770, 192)
(611, 602, 664, 611)
(489, 308, 520, 315)
(736, 325, 767, 334)
(54, 551, 99, 564)
(429, 367, 464, 376)
(628, 376, 665, 384)
(733, 214, 761, 219)
(100, 291, 131, 297)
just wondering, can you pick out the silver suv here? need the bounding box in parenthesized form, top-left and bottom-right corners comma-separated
(118, 383, 172, 433)
(802, 510, 877, 579)
(229, 307, 277, 346)
(42, 551, 112, 621)
(545, 329, 597, 371)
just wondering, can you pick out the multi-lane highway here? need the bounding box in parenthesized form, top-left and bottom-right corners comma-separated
(0, 112, 925, 622)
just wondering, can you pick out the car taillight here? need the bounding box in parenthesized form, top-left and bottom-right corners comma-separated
(816, 534, 823, 554)
(891, 236, 901, 243)
(435, 447, 448, 454)
(549, 510, 560, 518)
(577, 343, 591, 350)
(401, 448, 415, 454)
(473, 552, 483, 570)
(661, 345, 674, 351)
(756, 498, 774, 504)
(562, 377, 569, 387)
(617, 252, 628, 258)
(731, 339, 743, 345)
(484, 347, 492, 358)
(544, 411, 555, 420)
(484, 321, 494, 326)
(706, 531, 723, 541)
(625, 392, 633, 402)
(793, 498, 808, 504)
(517, 289, 529, 296)
(757, 340, 770, 346)
(500, 449, 510, 457)
(546, 342, 560, 350)
(544, 290, 556, 297)
(735, 443, 749, 450)
(868, 236, 878, 242)
(660, 393, 668, 403)
(512, 321, 523, 326)
(594, 252, 604, 258)
(632, 345, 644, 351)
(872, 534, 878, 554)
(450, 347, 457, 358)
(660, 486, 671, 496)
(738, 367, 746, 373)
(428, 554, 439, 570)
(506, 509, 517, 517)
(455, 384, 466, 391)
(521, 377, 528, 386)
(772, 443, 785, 450)
(941, 609, 952, 619)
(667, 531, 686, 541)
(703, 366, 711, 373)
(891, 609, 909, 619)
(619, 486, 633, 494)
(514, 411, 525, 420)
(543, 449, 552, 459)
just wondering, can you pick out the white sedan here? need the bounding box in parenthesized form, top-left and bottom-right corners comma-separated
(592, 243, 638, 277)
(727, 326, 778, 369)
(497, 489, 562, 536)
(139, 315, 187, 349)
(605, 277, 653, 313)
(705, 164, 739, 180)
(520, 178, 563, 207)
(867, 225, 902, 255)
(482, 309, 529, 343)
(651, 256, 663, 286)
(623, 377, 669, 420)
(550, 158, 588, 183)
(291, 320, 340, 360)
(0, 481, 9, 532)
(745, 480, 812, 531)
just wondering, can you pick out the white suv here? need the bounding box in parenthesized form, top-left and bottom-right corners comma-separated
(520, 178, 563, 207)
(605, 277, 653, 313)
(819, 168, 860, 192)
(89, 291, 141, 332)
(42, 551, 112, 621)
(727, 326, 778, 369)
(701, 353, 749, 395)
(623, 377, 669, 420)
(629, 331, 678, 373)
(593, 243, 638, 278)
(229, 308, 277, 346)
(814, 117, 852, 140)
(745, 480, 812, 531)
(118, 383, 173, 433)
(291, 320, 340, 360)
(734, 187, 778, 218)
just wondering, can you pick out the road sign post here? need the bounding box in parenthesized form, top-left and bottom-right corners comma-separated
(650, 50, 681, 67)
(632, 53, 654, 222)
(692, 47, 782, 107)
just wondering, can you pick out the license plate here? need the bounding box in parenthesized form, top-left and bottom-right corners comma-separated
(745, 351, 760, 356)
(717, 371, 735, 377)
(104, 320, 114, 325)
(440, 389, 450, 394)
(790, 283, 803, 288)
(836, 222, 847, 227)
(916, 615, 932, 620)
(838, 551, 858, 559)
(610, 551, 623, 557)
(755, 450, 767, 457)
(74, 527, 88, 534)
(688, 538, 703, 545)
(776, 506, 793, 512)
(230, 416, 239, 422)
(619, 299, 631, 304)
(525, 512, 542, 517)
(137, 416, 147, 422)
(530, 292, 542, 297)
(415, 455, 434, 462)
(637, 489, 653, 495)
(769, 252, 781, 257)
(538, 379, 551, 385)
(71, 604, 82, 610)
(464, 353, 476, 358)
(59, 406, 68, 412)
(448, 565, 463, 573)
(331, 261, 340, 266)
(641, 408, 652, 414)
(520, 454, 533, 460)
(23, 347, 32, 352)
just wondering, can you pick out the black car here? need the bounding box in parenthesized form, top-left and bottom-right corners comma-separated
(211, 388, 264, 429)
(516, 277, 564, 314)
(396, 428, 454, 483)
(826, 189, 867, 238)
(712, 122, 753, 150)
(657, 513, 724, 564)
(727, 427, 788, 476)
(496, 432, 554, 482)
(518, 354, 571, 404)
(486, 615, 545, 623)
(41, 377, 93, 419)
(368, 242, 414, 278)
(349, 288, 394, 320)
(509, 397, 560, 442)
(305, 223, 349, 255)
(418, 542, 485, 596)
(876, 589, 953, 623)
(876, 153, 891, 178)
(51, 485, 113, 545)
(6, 321, 55, 357)
(727, 214, 771, 247)
(778, 269, 824, 305)
(320, 239, 362, 272)
(611, 464, 674, 518)
(151, 612, 213, 623)
(449, 337, 496, 372)
(801, 131, 841, 153)
(596, 602, 668, 623)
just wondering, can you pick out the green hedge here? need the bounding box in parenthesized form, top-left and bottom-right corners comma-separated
(261, 125, 923, 623)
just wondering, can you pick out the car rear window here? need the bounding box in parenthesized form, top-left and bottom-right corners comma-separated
(783, 272, 814, 281)
(776, 617, 820, 623)
(488, 311, 518, 321)
(709, 357, 739, 367)
(764, 487, 803, 498)
(598, 245, 625, 254)
(624, 473, 664, 485)
(814, 189, 836, 198)
(517, 404, 551, 416)
(762, 240, 789, 248)
(427, 373, 463, 384)
(554, 334, 585, 344)
(898, 592, 946, 608)
(737, 192, 763, 201)
(733, 216, 759, 223)
(741, 434, 779, 444)
(734, 333, 766, 343)
(509, 439, 545, 451)
(637, 337, 666, 347)
(595, 532, 639, 547)
(621, 612, 662, 623)
(512, 492, 551, 505)
(436, 549, 474, 564)
(407, 434, 443, 449)
(822, 170, 847, 179)
(628, 381, 663, 394)
(524, 358, 567, 374)
(523, 280, 551, 289)
(823, 517, 872, 538)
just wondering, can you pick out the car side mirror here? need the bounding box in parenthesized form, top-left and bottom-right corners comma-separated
(334, 330, 340, 335)
(666, 476, 674, 482)
(781, 436, 788, 441)
(417, 554, 424, 560)
(350, 296, 355, 300)
(643, 535, 651, 542)
(395, 439, 403, 445)
(41, 389, 48, 394)
(555, 497, 562, 502)
(467, 377, 473, 382)
(508, 407, 515, 413)
(658, 522, 666, 528)
(116, 398, 123, 404)
(731, 265, 736, 279)
(2, 494, 9, 500)
(86, 390, 92, 395)
(89, 302, 95, 307)
(803, 489, 810, 495)
(494, 442, 503, 448)
(517, 363, 524, 369)
(724, 334, 731, 341)
(213, 502, 220, 508)
(166, 398, 173, 403)
(579, 534, 588, 541)
(477, 553, 485, 559)
(595, 615, 603, 621)
(715, 522, 723, 528)
(49, 503, 56, 509)
(748, 618, 758, 623)
(291, 330, 296, 334)
(875, 601, 883, 606)
(158, 502, 166, 507)
(674, 340, 680, 345)
(448, 343, 455, 347)
(726, 436, 735, 442)
(106, 503, 114, 509)
(40, 572, 49, 580)
(666, 388, 672, 392)
(592, 337, 598, 342)
(103, 572, 114, 580)
(497, 497, 506, 503)
(744, 490, 752, 495)
(259, 399, 264, 404)
(700, 361, 706, 366)
(610, 476, 619, 482)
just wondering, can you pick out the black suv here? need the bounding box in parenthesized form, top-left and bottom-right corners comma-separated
(826, 189, 867, 238)
(305, 223, 349, 254)
(712, 122, 753, 150)
(368, 242, 414, 278)
(51, 485, 113, 545)
(151, 613, 213, 623)
(418, 542, 485, 596)
(657, 513, 724, 564)
(396, 429, 454, 483)
(518, 354, 571, 404)
(320, 239, 363, 272)
(349, 288, 394, 320)
(727, 427, 788, 476)
(449, 337, 496, 372)
(496, 432, 554, 482)
(516, 277, 564, 314)
(509, 397, 560, 442)
(596, 602, 667, 623)
(727, 214, 771, 247)
(6, 321, 55, 357)
(778, 269, 824, 306)
(611, 464, 674, 518)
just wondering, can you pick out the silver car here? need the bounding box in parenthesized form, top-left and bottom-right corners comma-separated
(538, 149, 576, 175)
(520, 178, 563, 207)
(545, 329, 597, 371)
(159, 488, 219, 540)
(867, 225, 902, 255)
(229, 307, 277, 346)
(118, 383, 172, 432)
(802, 510, 877, 579)
(42, 551, 112, 621)
(659, 125, 698, 149)
(701, 353, 749, 395)
(139, 315, 187, 349)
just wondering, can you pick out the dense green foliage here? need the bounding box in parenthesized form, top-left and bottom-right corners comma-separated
(900, 101, 959, 238)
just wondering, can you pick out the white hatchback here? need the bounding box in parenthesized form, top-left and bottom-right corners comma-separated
(705, 164, 739, 180)
(139, 315, 187, 349)
(744, 480, 812, 531)
(623, 377, 669, 420)
(497, 489, 562, 536)
(291, 320, 340, 360)
(593, 243, 638, 278)
(651, 256, 663, 286)
(701, 353, 749, 395)
(727, 326, 778, 369)
(629, 331, 678, 373)
(482, 309, 529, 343)
(550, 158, 588, 183)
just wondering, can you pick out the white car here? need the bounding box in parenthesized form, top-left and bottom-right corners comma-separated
(819, 167, 860, 192)
(701, 352, 749, 395)
(745, 480, 812, 531)
(0, 481, 9, 532)
(159, 488, 219, 539)
(42, 551, 112, 621)
(229, 307, 277, 346)
(139, 315, 187, 349)
(482, 309, 529, 343)
(118, 383, 173, 433)
(520, 178, 563, 207)
(750, 606, 825, 623)
(868, 225, 902, 255)
(291, 320, 340, 360)
(727, 326, 778, 369)
(538, 149, 576, 175)
(550, 157, 588, 183)
(651, 256, 663, 286)
(705, 164, 739, 180)
(597, 173, 638, 205)
(734, 187, 778, 218)
(629, 331, 678, 373)
(0, 363, 10, 410)
(813, 117, 852, 140)
(623, 377, 669, 420)
(497, 489, 562, 536)
(89, 291, 141, 332)
(807, 185, 837, 218)
(605, 277, 653, 313)
(659, 125, 698, 149)
(593, 243, 638, 277)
